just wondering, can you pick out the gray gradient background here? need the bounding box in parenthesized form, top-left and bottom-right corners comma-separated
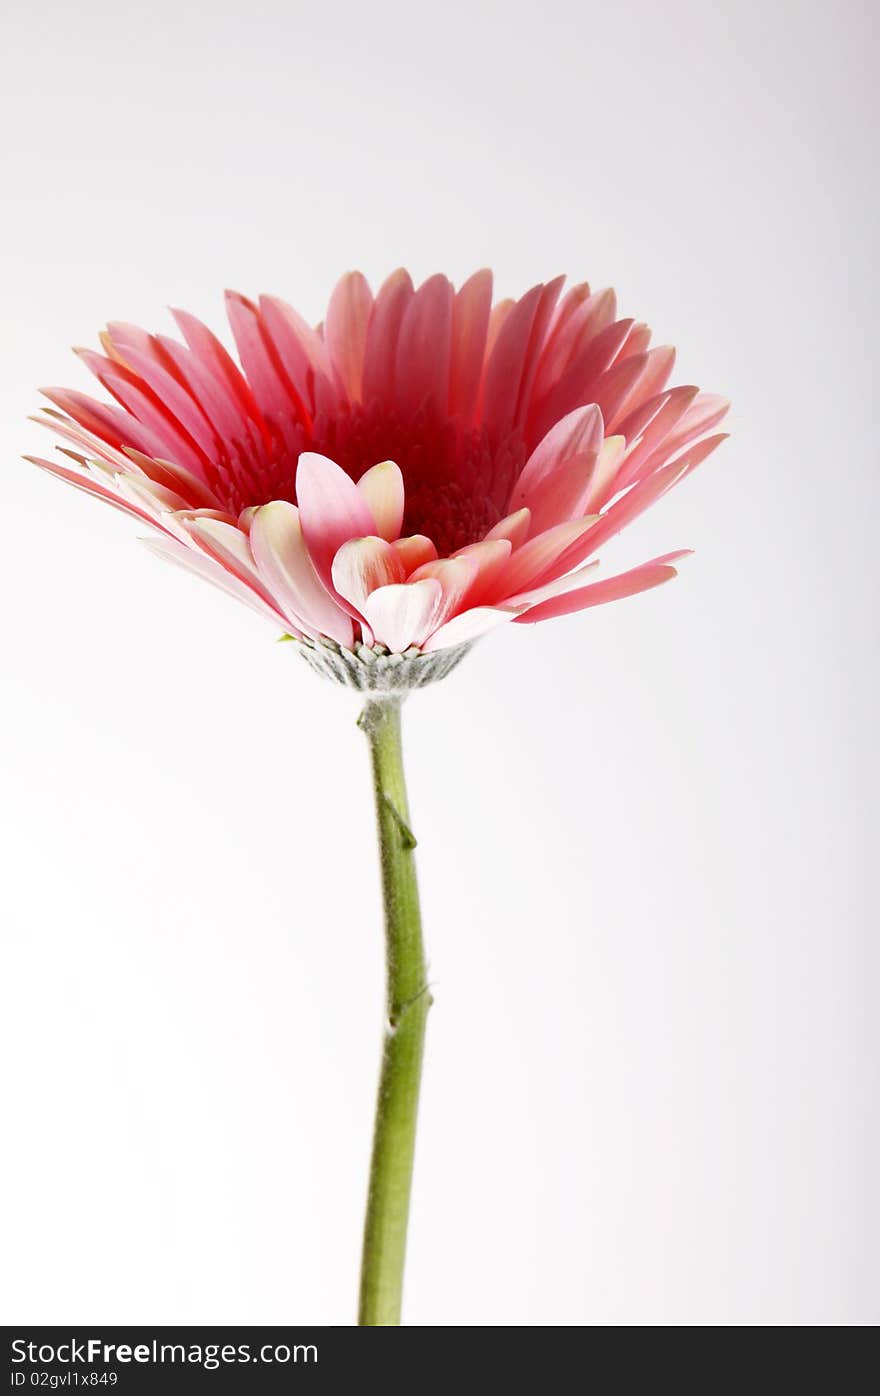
(1, 0, 876, 1325)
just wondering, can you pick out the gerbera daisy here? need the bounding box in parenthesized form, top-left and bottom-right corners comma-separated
(28, 270, 727, 686)
(28, 269, 729, 1325)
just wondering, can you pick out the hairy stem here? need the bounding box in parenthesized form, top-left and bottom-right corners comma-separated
(357, 696, 431, 1326)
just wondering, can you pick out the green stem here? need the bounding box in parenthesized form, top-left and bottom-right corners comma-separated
(357, 695, 432, 1327)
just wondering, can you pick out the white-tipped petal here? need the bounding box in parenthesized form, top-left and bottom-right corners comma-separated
(363, 579, 443, 653)
(356, 460, 405, 542)
(250, 500, 354, 646)
(421, 605, 519, 653)
(407, 555, 478, 626)
(331, 535, 406, 615)
(142, 534, 292, 629)
(295, 451, 377, 589)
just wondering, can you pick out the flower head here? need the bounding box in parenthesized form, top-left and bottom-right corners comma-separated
(29, 271, 728, 672)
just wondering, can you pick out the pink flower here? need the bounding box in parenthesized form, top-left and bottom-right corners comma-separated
(28, 271, 728, 658)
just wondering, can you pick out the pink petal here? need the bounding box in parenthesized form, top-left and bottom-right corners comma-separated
(117, 446, 221, 510)
(483, 298, 513, 361)
(531, 287, 617, 413)
(542, 281, 591, 350)
(481, 279, 564, 438)
(665, 431, 729, 479)
(295, 451, 377, 595)
(421, 604, 519, 653)
(407, 555, 478, 626)
(449, 269, 492, 425)
(513, 275, 566, 429)
(480, 282, 546, 437)
(258, 295, 339, 420)
(593, 346, 675, 431)
(616, 385, 691, 447)
(331, 536, 406, 616)
(40, 388, 186, 469)
(516, 450, 600, 536)
(183, 515, 279, 609)
(614, 322, 652, 362)
(533, 440, 725, 585)
(75, 348, 214, 473)
(225, 290, 297, 428)
(512, 403, 604, 505)
(511, 541, 691, 613)
(528, 316, 634, 443)
(484, 508, 532, 549)
(142, 532, 292, 629)
(171, 306, 270, 446)
(115, 472, 197, 515)
(633, 393, 731, 479)
(324, 271, 373, 402)
(506, 559, 601, 608)
(394, 273, 453, 416)
(25, 453, 176, 534)
(629, 343, 675, 399)
(363, 579, 443, 653)
(393, 534, 438, 572)
(33, 409, 139, 471)
(165, 508, 235, 541)
(583, 435, 626, 512)
(362, 269, 414, 407)
(533, 464, 687, 584)
(488, 517, 599, 600)
(515, 558, 681, 623)
(453, 536, 512, 567)
(250, 500, 354, 646)
(451, 537, 513, 606)
(102, 327, 221, 460)
(612, 386, 700, 493)
(357, 460, 405, 541)
(152, 331, 258, 454)
(35, 410, 220, 512)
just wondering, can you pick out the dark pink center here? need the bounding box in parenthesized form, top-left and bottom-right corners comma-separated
(308, 401, 527, 554)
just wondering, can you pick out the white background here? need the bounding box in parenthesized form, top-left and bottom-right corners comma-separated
(1, 0, 876, 1326)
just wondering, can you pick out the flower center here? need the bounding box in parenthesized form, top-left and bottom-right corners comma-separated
(403, 478, 501, 555)
(307, 401, 526, 554)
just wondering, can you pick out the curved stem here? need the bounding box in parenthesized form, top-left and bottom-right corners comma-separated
(357, 696, 432, 1326)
